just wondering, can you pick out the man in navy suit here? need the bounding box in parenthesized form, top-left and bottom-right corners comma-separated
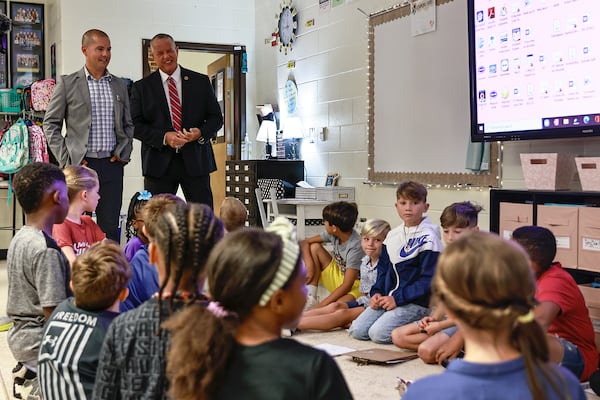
(130, 33, 223, 208)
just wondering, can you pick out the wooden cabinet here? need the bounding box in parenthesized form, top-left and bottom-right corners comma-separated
(225, 160, 304, 227)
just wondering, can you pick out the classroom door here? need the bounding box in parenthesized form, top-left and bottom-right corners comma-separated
(207, 55, 232, 216)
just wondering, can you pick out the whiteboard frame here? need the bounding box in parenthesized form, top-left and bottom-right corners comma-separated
(367, 0, 500, 187)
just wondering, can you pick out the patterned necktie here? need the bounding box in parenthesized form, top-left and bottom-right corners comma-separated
(167, 76, 182, 132)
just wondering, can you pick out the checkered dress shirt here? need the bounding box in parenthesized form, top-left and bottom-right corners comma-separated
(85, 69, 115, 153)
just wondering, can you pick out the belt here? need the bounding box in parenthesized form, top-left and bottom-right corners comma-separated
(85, 151, 112, 159)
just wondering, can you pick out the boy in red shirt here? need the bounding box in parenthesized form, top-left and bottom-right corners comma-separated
(512, 226, 599, 381)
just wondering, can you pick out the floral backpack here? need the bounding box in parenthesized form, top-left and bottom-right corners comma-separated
(31, 78, 56, 112)
(27, 122, 49, 163)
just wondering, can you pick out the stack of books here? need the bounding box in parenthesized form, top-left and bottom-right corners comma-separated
(295, 187, 316, 199)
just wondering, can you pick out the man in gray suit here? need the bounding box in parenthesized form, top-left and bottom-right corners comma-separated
(44, 29, 134, 242)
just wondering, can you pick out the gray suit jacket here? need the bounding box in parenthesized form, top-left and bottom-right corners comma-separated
(43, 68, 134, 167)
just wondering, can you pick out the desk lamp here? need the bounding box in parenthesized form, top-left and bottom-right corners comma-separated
(256, 104, 278, 159)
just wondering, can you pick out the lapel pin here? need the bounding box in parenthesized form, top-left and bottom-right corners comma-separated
(184, 76, 189, 81)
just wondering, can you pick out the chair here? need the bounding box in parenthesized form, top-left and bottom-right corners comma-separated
(255, 188, 269, 227)
(254, 187, 280, 228)
(268, 187, 280, 218)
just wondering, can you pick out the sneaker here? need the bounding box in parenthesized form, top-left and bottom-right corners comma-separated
(12, 362, 39, 400)
(281, 328, 300, 337)
(304, 294, 319, 311)
(25, 379, 41, 400)
(0, 316, 13, 332)
(281, 329, 293, 337)
(588, 369, 600, 395)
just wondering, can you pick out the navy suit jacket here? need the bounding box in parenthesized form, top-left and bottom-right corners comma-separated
(130, 67, 223, 177)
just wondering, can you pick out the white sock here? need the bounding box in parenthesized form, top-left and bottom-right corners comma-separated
(307, 284, 317, 297)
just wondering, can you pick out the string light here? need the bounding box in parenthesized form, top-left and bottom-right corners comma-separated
(364, 143, 504, 192)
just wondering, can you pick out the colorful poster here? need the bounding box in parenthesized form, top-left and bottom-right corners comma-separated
(332, 0, 345, 7)
(411, 0, 436, 36)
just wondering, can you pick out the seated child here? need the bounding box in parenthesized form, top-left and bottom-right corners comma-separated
(391, 201, 482, 363)
(92, 203, 223, 399)
(512, 226, 599, 382)
(120, 193, 185, 312)
(403, 232, 584, 400)
(297, 218, 391, 331)
(7, 162, 71, 399)
(219, 196, 248, 233)
(52, 165, 106, 265)
(349, 181, 443, 344)
(38, 240, 131, 399)
(123, 190, 152, 261)
(163, 217, 353, 399)
(301, 201, 365, 310)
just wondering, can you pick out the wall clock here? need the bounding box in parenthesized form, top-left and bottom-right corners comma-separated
(276, 1, 298, 55)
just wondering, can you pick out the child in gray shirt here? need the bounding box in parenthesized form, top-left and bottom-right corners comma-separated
(6, 163, 71, 399)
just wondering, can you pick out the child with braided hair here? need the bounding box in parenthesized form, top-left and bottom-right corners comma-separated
(123, 189, 152, 261)
(92, 202, 224, 400)
(403, 232, 584, 400)
(120, 193, 185, 312)
(163, 217, 352, 400)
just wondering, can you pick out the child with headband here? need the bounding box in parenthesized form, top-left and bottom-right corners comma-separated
(164, 217, 353, 400)
(403, 232, 584, 400)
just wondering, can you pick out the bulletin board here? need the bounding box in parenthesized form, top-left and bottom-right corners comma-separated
(367, 0, 499, 187)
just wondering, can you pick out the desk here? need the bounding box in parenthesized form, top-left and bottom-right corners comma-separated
(266, 198, 330, 240)
(225, 160, 304, 227)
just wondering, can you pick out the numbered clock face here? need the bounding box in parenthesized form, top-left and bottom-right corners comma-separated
(277, 3, 297, 53)
(279, 7, 294, 45)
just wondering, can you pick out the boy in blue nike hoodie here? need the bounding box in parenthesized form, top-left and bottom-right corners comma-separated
(349, 181, 442, 343)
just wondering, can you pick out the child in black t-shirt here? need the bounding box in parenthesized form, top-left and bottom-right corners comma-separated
(38, 241, 131, 399)
(164, 217, 353, 400)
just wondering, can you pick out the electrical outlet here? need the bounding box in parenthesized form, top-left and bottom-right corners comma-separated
(318, 127, 326, 141)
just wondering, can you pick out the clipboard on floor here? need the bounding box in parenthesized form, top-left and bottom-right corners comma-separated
(346, 348, 418, 365)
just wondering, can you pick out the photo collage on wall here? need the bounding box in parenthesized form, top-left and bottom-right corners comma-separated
(10, 2, 43, 88)
(0, 1, 7, 88)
